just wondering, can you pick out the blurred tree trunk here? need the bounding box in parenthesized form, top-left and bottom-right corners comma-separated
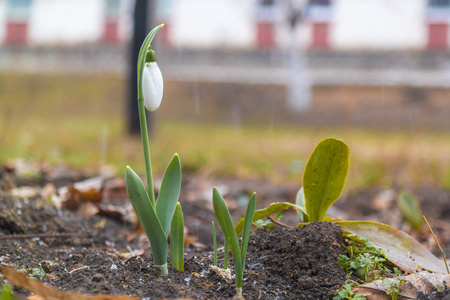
(128, 0, 155, 135)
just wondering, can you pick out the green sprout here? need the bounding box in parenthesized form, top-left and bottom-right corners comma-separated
(21, 267, 46, 280)
(0, 283, 14, 300)
(125, 24, 184, 276)
(382, 278, 406, 300)
(338, 235, 389, 282)
(212, 187, 256, 296)
(333, 284, 366, 300)
(212, 221, 218, 266)
(171, 202, 185, 271)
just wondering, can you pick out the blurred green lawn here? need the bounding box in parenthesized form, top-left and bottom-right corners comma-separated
(1, 73, 450, 191)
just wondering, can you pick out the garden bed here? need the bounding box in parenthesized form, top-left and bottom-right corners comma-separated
(0, 164, 449, 299)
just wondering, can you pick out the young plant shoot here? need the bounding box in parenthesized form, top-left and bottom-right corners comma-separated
(303, 138, 350, 222)
(125, 24, 184, 276)
(212, 187, 256, 296)
(212, 221, 218, 266)
(171, 202, 185, 271)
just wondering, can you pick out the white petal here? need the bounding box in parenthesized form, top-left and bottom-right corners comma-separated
(142, 62, 163, 111)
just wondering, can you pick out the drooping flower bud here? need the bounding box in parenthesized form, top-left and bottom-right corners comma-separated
(142, 48, 163, 112)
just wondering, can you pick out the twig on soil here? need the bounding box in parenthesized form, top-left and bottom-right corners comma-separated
(0, 232, 89, 240)
(268, 215, 293, 229)
(423, 215, 449, 274)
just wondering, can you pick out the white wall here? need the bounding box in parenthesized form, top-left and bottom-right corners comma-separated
(331, 0, 427, 50)
(29, 0, 103, 45)
(171, 0, 256, 48)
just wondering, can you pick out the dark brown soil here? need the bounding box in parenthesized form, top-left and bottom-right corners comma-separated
(0, 191, 346, 299)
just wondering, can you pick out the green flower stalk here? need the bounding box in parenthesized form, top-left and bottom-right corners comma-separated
(125, 24, 184, 276)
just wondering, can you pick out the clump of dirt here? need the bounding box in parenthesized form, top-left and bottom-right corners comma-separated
(247, 223, 347, 299)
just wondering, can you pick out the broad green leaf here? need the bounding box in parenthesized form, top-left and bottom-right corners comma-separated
(240, 193, 257, 270)
(397, 190, 423, 231)
(339, 221, 447, 274)
(125, 166, 167, 266)
(303, 138, 350, 221)
(156, 153, 182, 237)
(235, 202, 307, 236)
(295, 187, 308, 222)
(170, 202, 184, 271)
(212, 187, 242, 289)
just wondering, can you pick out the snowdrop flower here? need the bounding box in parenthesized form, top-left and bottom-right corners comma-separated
(142, 50, 163, 111)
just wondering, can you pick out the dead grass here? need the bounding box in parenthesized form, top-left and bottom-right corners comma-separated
(1, 73, 450, 191)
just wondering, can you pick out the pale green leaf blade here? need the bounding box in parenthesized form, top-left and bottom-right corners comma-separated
(235, 202, 307, 236)
(295, 187, 308, 222)
(339, 221, 447, 274)
(170, 202, 184, 271)
(156, 153, 182, 237)
(212, 187, 242, 288)
(212, 221, 218, 266)
(241, 193, 257, 270)
(303, 138, 350, 222)
(125, 166, 167, 266)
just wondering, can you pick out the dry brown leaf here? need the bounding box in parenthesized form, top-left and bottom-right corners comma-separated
(63, 185, 102, 210)
(1, 265, 139, 300)
(105, 249, 145, 262)
(28, 295, 45, 300)
(353, 271, 450, 299)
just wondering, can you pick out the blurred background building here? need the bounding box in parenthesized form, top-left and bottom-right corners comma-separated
(1, 0, 449, 50)
(1, 0, 450, 122)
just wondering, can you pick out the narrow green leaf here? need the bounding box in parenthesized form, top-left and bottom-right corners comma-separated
(303, 138, 350, 222)
(397, 190, 423, 231)
(295, 187, 308, 222)
(212, 187, 242, 289)
(125, 166, 167, 267)
(156, 153, 182, 237)
(212, 221, 218, 266)
(240, 193, 256, 270)
(339, 221, 447, 274)
(224, 239, 229, 269)
(235, 202, 307, 236)
(170, 202, 184, 271)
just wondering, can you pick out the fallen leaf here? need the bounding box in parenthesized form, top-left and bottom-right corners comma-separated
(102, 178, 128, 201)
(63, 185, 102, 210)
(339, 221, 448, 274)
(353, 271, 450, 299)
(1, 265, 140, 300)
(106, 249, 145, 262)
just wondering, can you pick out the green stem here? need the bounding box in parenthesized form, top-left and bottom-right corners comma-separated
(154, 263, 168, 276)
(136, 24, 164, 207)
(137, 98, 156, 207)
(236, 287, 242, 296)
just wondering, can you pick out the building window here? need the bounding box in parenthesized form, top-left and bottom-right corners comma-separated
(429, 0, 450, 8)
(428, 0, 450, 17)
(309, 0, 330, 6)
(261, 0, 274, 6)
(103, 0, 120, 44)
(105, 0, 120, 16)
(6, 0, 31, 45)
(7, 0, 32, 18)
